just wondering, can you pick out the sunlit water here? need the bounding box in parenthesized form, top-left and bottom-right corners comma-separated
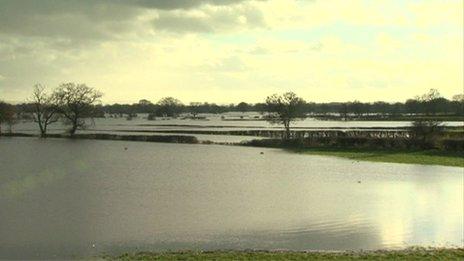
(0, 137, 463, 259)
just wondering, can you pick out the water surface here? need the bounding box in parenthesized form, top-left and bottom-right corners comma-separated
(0, 137, 462, 259)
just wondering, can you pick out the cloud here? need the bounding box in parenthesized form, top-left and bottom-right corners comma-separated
(131, 0, 248, 10)
(0, 0, 461, 103)
(248, 47, 269, 55)
(0, 1, 140, 43)
(153, 4, 266, 33)
(240, 40, 323, 56)
(0, 0, 259, 40)
(212, 56, 248, 72)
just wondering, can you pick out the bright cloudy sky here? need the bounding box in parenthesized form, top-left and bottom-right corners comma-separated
(0, 0, 462, 104)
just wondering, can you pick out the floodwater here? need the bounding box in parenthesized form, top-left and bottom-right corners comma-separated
(0, 137, 462, 259)
(6, 115, 464, 143)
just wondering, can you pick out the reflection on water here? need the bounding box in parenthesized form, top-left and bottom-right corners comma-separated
(0, 137, 462, 259)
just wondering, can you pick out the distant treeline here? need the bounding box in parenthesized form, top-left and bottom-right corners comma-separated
(5, 89, 464, 118)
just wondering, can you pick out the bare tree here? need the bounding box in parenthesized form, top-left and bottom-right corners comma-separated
(452, 94, 464, 102)
(189, 102, 202, 118)
(0, 101, 7, 135)
(0, 101, 16, 134)
(53, 83, 103, 135)
(410, 119, 443, 148)
(452, 94, 464, 115)
(339, 102, 348, 121)
(418, 88, 442, 115)
(236, 102, 250, 113)
(0, 101, 6, 135)
(157, 97, 183, 117)
(264, 92, 306, 139)
(31, 84, 60, 137)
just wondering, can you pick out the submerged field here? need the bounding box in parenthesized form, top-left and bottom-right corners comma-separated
(5, 116, 464, 167)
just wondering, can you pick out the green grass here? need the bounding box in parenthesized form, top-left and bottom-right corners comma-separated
(103, 248, 464, 260)
(293, 148, 464, 167)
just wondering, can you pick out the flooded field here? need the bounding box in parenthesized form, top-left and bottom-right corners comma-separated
(0, 137, 462, 259)
(6, 115, 464, 143)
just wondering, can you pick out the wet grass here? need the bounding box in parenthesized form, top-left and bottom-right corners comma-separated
(103, 248, 464, 260)
(294, 148, 464, 167)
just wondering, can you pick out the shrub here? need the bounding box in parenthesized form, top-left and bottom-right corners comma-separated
(441, 138, 464, 151)
(147, 113, 156, 121)
(409, 119, 444, 148)
(245, 136, 432, 150)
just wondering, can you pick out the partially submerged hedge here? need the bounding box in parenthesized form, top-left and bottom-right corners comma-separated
(58, 133, 199, 144)
(1, 132, 199, 144)
(244, 137, 464, 151)
(441, 138, 464, 151)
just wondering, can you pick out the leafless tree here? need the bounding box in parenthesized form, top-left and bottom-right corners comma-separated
(189, 102, 202, 118)
(417, 88, 443, 115)
(53, 83, 103, 135)
(157, 97, 183, 117)
(31, 84, 60, 137)
(264, 92, 306, 139)
(0, 101, 16, 134)
(410, 119, 443, 148)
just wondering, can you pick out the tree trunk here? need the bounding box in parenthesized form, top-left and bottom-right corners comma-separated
(70, 123, 78, 136)
(36, 112, 44, 135)
(40, 124, 47, 138)
(284, 120, 291, 140)
(38, 120, 45, 137)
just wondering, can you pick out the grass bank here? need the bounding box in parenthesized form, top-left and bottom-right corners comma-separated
(293, 148, 464, 167)
(104, 248, 464, 260)
(243, 138, 464, 167)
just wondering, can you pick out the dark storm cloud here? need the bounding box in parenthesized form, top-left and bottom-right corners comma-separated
(0, 0, 256, 40)
(0, 0, 265, 99)
(0, 1, 138, 40)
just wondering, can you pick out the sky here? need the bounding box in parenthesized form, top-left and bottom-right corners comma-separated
(0, 0, 462, 104)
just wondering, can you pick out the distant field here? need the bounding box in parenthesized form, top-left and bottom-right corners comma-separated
(296, 148, 464, 167)
(104, 248, 464, 260)
(311, 114, 464, 122)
